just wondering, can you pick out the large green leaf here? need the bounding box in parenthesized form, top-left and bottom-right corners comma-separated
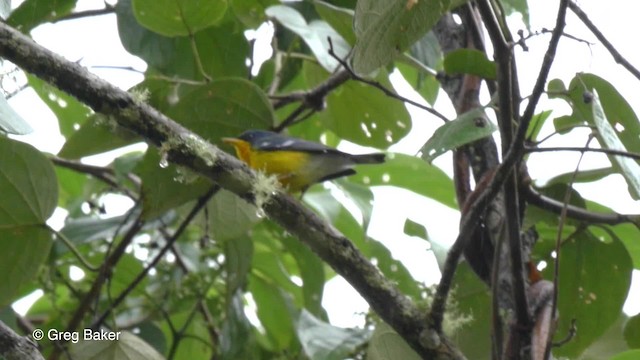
(69, 331, 164, 360)
(167, 78, 275, 143)
(132, 0, 227, 37)
(207, 190, 260, 241)
(367, 321, 421, 360)
(277, 227, 326, 317)
(352, 0, 468, 74)
(350, 153, 457, 209)
(249, 274, 295, 350)
(266, 5, 350, 72)
(421, 108, 497, 162)
(297, 309, 371, 360)
(548, 74, 640, 199)
(543, 230, 633, 358)
(220, 291, 257, 360)
(7, 0, 76, 32)
(117, 0, 247, 80)
(0, 226, 52, 308)
(591, 90, 640, 198)
(303, 62, 411, 148)
(0, 137, 58, 225)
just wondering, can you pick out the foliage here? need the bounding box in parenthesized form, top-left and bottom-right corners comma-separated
(0, 0, 639, 359)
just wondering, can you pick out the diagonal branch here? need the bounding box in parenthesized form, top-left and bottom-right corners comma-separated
(568, 1, 640, 82)
(0, 22, 463, 359)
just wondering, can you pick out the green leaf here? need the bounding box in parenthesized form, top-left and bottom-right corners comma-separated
(368, 237, 421, 298)
(136, 322, 166, 355)
(525, 110, 552, 141)
(544, 230, 633, 358)
(303, 62, 411, 148)
(352, 0, 468, 74)
(109, 254, 147, 296)
(266, 5, 350, 72)
(69, 331, 164, 360)
(396, 61, 440, 106)
(225, 235, 253, 301)
(117, 0, 247, 79)
(0, 92, 32, 135)
(0, 226, 52, 308)
(249, 274, 295, 350)
(58, 114, 140, 159)
(137, 148, 212, 220)
(167, 78, 275, 143)
(297, 309, 371, 360)
(403, 218, 428, 239)
(159, 312, 213, 359)
(208, 190, 260, 241)
(0, 138, 58, 225)
(276, 226, 326, 317)
(220, 291, 256, 360)
(611, 350, 640, 360)
(421, 108, 497, 162)
(28, 74, 91, 138)
(591, 90, 640, 198)
(350, 153, 456, 209)
(314, 0, 356, 45)
(367, 321, 421, 360)
(132, 0, 226, 37)
(7, 0, 75, 32)
(443, 49, 497, 79)
(548, 73, 640, 198)
(624, 313, 640, 348)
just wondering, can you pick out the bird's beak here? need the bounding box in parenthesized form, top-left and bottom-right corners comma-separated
(221, 137, 241, 146)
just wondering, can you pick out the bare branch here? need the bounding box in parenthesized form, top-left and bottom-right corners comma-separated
(568, 1, 640, 82)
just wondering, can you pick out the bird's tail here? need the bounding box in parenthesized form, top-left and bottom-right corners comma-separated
(351, 153, 385, 164)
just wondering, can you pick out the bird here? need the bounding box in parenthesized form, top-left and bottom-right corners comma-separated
(222, 130, 385, 193)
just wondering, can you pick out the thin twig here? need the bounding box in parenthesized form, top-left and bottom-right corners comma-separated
(51, 6, 115, 23)
(525, 145, 640, 161)
(50, 156, 140, 199)
(326, 38, 450, 123)
(49, 226, 100, 272)
(544, 135, 593, 359)
(525, 186, 637, 225)
(568, 1, 640, 82)
(90, 187, 218, 329)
